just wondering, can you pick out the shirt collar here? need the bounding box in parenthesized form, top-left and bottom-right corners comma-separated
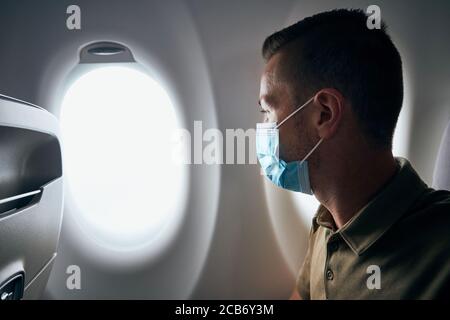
(313, 157, 428, 255)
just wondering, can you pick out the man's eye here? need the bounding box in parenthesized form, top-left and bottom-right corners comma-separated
(259, 109, 268, 114)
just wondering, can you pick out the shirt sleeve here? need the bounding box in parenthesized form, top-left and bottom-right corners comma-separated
(296, 225, 315, 300)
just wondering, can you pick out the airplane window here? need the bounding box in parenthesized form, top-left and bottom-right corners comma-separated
(60, 66, 186, 252)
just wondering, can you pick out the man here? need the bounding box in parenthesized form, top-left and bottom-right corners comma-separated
(256, 9, 450, 299)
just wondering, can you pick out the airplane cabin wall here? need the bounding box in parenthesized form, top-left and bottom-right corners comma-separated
(0, 0, 448, 299)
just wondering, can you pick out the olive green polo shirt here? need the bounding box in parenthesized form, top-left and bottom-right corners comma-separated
(296, 157, 450, 300)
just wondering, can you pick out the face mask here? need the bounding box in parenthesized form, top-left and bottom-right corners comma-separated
(256, 96, 323, 195)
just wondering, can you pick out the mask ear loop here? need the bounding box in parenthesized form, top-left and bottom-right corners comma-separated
(300, 137, 324, 163)
(276, 96, 315, 129)
(273, 95, 322, 163)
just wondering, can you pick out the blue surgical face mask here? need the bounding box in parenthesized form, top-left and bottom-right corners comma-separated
(256, 96, 323, 195)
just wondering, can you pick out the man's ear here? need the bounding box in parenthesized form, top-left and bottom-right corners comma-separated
(313, 88, 344, 140)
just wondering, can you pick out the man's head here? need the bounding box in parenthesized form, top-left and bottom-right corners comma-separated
(259, 9, 404, 165)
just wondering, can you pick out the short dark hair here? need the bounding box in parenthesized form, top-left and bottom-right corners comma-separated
(262, 9, 403, 148)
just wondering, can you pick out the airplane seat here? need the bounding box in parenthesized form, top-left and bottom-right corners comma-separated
(0, 94, 63, 300)
(432, 120, 450, 191)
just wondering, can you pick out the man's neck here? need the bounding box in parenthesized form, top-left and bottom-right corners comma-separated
(314, 150, 398, 230)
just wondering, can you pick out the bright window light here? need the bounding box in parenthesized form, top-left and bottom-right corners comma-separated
(60, 66, 185, 251)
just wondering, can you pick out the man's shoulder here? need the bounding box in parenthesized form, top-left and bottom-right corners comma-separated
(400, 188, 450, 235)
(410, 188, 450, 214)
